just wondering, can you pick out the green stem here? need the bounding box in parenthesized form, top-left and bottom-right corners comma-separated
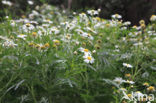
(31, 85, 37, 103)
(85, 71, 89, 103)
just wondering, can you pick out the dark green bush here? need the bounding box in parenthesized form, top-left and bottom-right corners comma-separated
(0, 0, 156, 24)
(69, 0, 156, 25)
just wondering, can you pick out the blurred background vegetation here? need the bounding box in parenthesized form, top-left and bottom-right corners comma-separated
(0, 0, 156, 25)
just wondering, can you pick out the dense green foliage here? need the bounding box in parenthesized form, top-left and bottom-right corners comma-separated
(0, 3, 156, 103)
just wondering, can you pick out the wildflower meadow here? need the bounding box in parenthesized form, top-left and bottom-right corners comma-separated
(1, 2, 156, 103)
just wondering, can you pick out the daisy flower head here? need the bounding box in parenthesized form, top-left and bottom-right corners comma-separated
(50, 27, 60, 34)
(147, 86, 155, 92)
(87, 33, 94, 40)
(92, 50, 96, 53)
(87, 10, 99, 16)
(17, 34, 27, 40)
(79, 13, 87, 18)
(10, 20, 16, 26)
(113, 77, 125, 85)
(44, 43, 50, 48)
(123, 21, 131, 26)
(83, 54, 95, 64)
(74, 51, 78, 55)
(32, 32, 37, 37)
(98, 9, 101, 12)
(79, 47, 91, 55)
(143, 82, 149, 87)
(125, 80, 135, 84)
(139, 20, 145, 25)
(27, 0, 34, 5)
(2, 0, 12, 6)
(150, 15, 156, 22)
(125, 73, 131, 78)
(22, 23, 35, 32)
(123, 63, 133, 68)
(111, 14, 122, 19)
(53, 39, 60, 45)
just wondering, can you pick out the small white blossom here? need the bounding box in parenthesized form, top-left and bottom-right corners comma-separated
(111, 14, 122, 19)
(113, 77, 126, 85)
(87, 10, 99, 16)
(123, 63, 133, 68)
(2, 0, 12, 6)
(83, 54, 95, 64)
(150, 15, 156, 21)
(28, 0, 34, 5)
(17, 34, 27, 40)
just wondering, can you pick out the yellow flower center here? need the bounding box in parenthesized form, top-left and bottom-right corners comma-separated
(96, 17, 101, 21)
(139, 20, 145, 24)
(141, 24, 146, 28)
(127, 94, 132, 98)
(115, 14, 119, 16)
(35, 44, 40, 48)
(28, 42, 34, 46)
(106, 24, 110, 27)
(47, 19, 50, 21)
(54, 40, 60, 43)
(87, 33, 91, 37)
(32, 32, 37, 37)
(125, 73, 131, 77)
(84, 49, 89, 52)
(87, 56, 92, 60)
(26, 23, 30, 27)
(41, 46, 46, 49)
(44, 43, 50, 47)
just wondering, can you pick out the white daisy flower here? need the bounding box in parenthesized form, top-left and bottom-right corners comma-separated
(111, 14, 122, 19)
(123, 63, 133, 68)
(79, 47, 91, 55)
(2, 0, 12, 6)
(125, 80, 135, 84)
(22, 23, 35, 32)
(123, 21, 131, 26)
(79, 13, 87, 18)
(28, 0, 34, 5)
(92, 50, 96, 53)
(10, 20, 16, 26)
(17, 34, 27, 40)
(80, 32, 94, 40)
(113, 77, 126, 85)
(83, 54, 95, 64)
(87, 10, 99, 16)
(150, 15, 156, 21)
(50, 27, 60, 34)
(98, 9, 101, 12)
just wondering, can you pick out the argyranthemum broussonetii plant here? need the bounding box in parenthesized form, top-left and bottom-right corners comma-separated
(0, 3, 156, 103)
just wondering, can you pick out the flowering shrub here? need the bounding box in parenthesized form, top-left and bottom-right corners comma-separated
(0, 3, 156, 103)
